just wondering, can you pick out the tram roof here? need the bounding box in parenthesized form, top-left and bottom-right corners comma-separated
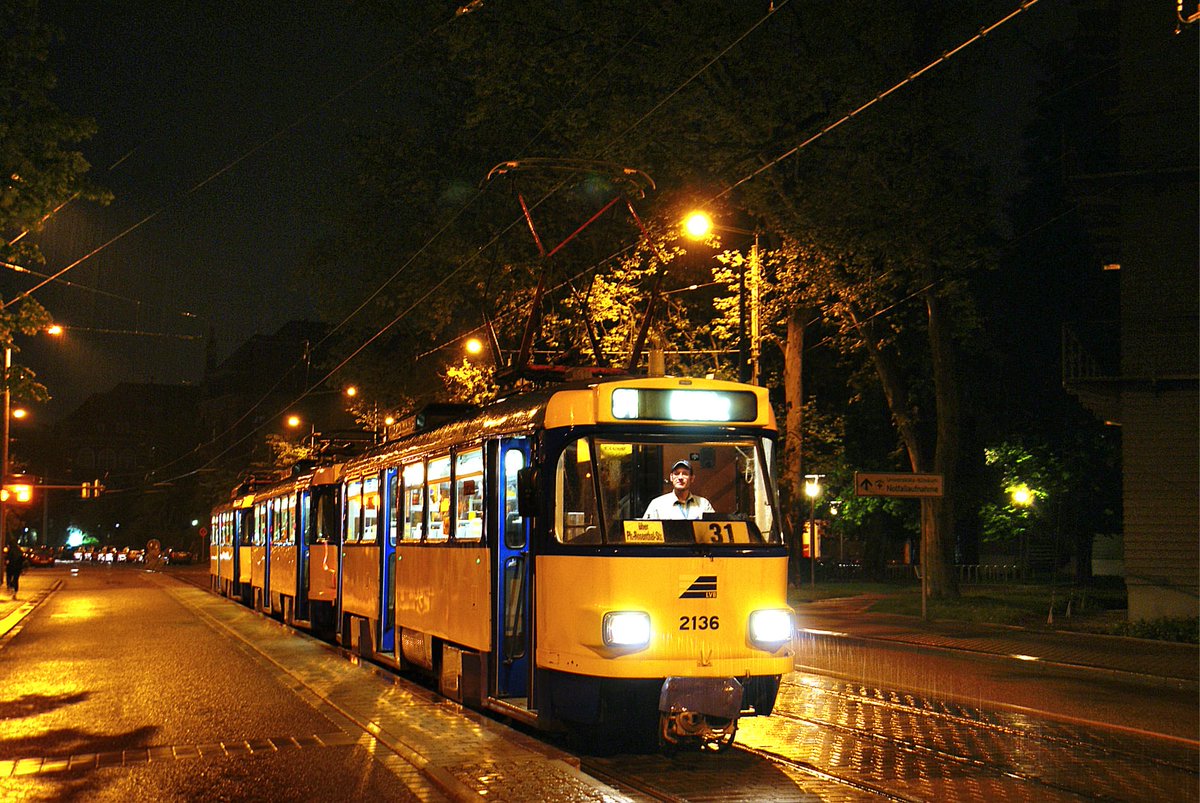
(342, 376, 774, 476)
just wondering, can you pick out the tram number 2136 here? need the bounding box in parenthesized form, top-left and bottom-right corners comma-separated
(679, 615, 720, 630)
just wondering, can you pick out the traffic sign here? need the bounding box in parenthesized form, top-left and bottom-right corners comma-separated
(854, 472, 944, 498)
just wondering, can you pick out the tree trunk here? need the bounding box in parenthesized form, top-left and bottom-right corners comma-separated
(926, 290, 961, 599)
(850, 307, 960, 599)
(781, 306, 807, 582)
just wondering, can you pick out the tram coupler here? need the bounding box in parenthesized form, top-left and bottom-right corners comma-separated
(658, 676, 742, 749)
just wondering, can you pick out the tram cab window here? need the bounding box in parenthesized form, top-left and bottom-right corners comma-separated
(427, 456, 452, 541)
(362, 475, 380, 543)
(346, 479, 363, 543)
(555, 439, 601, 543)
(455, 448, 484, 541)
(401, 463, 424, 541)
(554, 436, 781, 545)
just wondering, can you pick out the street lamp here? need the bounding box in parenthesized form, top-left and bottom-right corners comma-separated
(682, 211, 761, 384)
(804, 474, 823, 587)
(1010, 483, 1034, 578)
(1, 324, 61, 579)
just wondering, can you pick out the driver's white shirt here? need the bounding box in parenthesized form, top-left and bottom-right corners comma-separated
(642, 493, 714, 520)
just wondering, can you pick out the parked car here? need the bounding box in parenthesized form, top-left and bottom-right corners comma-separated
(167, 549, 193, 565)
(24, 545, 57, 567)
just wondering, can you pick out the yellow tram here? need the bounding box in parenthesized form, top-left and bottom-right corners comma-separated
(212, 375, 794, 749)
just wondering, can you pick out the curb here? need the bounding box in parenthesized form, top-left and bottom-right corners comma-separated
(0, 579, 62, 644)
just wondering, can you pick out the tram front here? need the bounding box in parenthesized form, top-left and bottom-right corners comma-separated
(535, 378, 795, 750)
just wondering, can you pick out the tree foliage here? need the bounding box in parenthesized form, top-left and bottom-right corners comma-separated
(319, 1, 1038, 592)
(1, 0, 108, 270)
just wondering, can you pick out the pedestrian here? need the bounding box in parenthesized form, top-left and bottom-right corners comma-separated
(4, 533, 23, 599)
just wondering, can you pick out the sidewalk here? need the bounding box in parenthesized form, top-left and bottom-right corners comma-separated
(795, 594, 1199, 687)
(0, 569, 59, 640)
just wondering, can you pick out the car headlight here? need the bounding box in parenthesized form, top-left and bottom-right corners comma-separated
(749, 609, 793, 647)
(603, 611, 651, 648)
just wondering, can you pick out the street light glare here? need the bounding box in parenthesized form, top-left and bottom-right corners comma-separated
(1010, 485, 1033, 506)
(10, 408, 27, 420)
(465, 337, 484, 355)
(286, 414, 302, 428)
(345, 386, 358, 398)
(45, 324, 63, 336)
(683, 211, 712, 239)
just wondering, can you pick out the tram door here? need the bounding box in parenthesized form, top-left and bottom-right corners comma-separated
(494, 438, 531, 700)
(296, 490, 312, 621)
(378, 468, 398, 653)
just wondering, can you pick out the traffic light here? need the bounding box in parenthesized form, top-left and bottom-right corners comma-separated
(80, 480, 104, 499)
(1, 484, 33, 504)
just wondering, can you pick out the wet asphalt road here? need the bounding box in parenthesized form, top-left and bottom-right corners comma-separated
(0, 564, 438, 802)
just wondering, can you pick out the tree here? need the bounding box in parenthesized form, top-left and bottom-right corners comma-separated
(326, 1, 1012, 594)
(1, 0, 108, 269)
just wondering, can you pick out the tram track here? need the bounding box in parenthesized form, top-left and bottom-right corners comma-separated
(783, 675, 1199, 774)
(733, 671, 1199, 801)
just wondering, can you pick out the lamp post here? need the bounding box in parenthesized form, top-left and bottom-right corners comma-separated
(2, 346, 11, 568)
(804, 474, 823, 587)
(1010, 484, 1033, 579)
(682, 212, 761, 384)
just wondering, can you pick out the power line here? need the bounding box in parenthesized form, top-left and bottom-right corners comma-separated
(716, 0, 1042, 201)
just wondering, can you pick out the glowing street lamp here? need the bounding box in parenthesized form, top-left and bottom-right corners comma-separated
(804, 474, 824, 587)
(2, 323, 61, 579)
(1010, 484, 1033, 507)
(465, 337, 484, 356)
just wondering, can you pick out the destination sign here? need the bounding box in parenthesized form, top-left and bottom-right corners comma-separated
(854, 472, 944, 498)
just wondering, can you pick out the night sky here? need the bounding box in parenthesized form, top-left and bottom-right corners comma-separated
(13, 1, 1070, 422)
(19, 1, 395, 419)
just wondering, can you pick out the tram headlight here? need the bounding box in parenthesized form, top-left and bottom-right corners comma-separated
(603, 611, 651, 647)
(749, 609, 793, 648)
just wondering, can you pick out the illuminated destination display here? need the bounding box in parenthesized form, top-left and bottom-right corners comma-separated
(610, 388, 758, 422)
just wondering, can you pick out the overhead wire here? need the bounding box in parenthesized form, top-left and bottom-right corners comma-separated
(713, 0, 1042, 202)
(2, 10, 465, 309)
(145, 7, 663, 483)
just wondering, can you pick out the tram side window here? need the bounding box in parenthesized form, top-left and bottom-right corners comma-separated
(402, 463, 424, 541)
(555, 438, 600, 544)
(427, 456, 452, 541)
(299, 491, 310, 544)
(386, 468, 399, 547)
(346, 479, 363, 543)
(284, 493, 296, 545)
(273, 495, 293, 546)
(247, 504, 261, 547)
(313, 490, 340, 545)
(455, 448, 484, 541)
(503, 447, 525, 550)
(362, 475, 380, 543)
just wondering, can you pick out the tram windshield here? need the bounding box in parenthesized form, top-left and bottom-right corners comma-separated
(554, 436, 780, 546)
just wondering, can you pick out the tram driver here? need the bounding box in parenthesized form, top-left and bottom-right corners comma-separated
(642, 460, 715, 520)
